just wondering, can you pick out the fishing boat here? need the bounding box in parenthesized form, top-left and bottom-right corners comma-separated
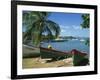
(40, 47, 72, 60)
(53, 37, 68, 42)
(23, 44, 40, 58)
(80, 39, 85, 42)
(40, 47, 88, 66)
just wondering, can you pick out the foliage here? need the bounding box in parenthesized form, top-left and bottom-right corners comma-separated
(23, 11, 60, 47)
(81, 14, 90, 46)
(85, 39, 90, 46)
(81, 14, 90, 28)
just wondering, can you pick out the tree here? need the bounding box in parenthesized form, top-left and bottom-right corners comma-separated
(81, 14, 90, 28)
(81, 14, 90, 46)
(85, 38, 89, 46)
(23, 11, 60, 47)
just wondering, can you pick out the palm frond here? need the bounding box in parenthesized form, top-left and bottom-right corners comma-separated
(46, 20, 60, 37)
(23, 11, 61, 47)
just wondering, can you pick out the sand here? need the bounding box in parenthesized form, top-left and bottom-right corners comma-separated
(22, 57, 73, 69)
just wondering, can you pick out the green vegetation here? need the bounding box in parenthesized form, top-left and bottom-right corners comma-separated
(85, 38, 89, 46)
(23, 12, 60, 47)
(81, 14, 90, 46)
(81, 14, 90, 28)
(41, 35, 56, 41)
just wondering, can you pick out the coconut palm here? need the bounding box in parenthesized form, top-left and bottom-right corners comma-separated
(81, 14, 90, 46)
(81, 14, 90, 28)
(23, 11, 60, 47)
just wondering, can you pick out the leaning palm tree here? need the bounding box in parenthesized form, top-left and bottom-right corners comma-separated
(23, 11, 60, 47)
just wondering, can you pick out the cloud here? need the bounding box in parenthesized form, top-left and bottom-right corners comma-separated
(72, 25, 82, 30)
(59, 25, 82, 31)
(60, 25, 70, 30)
(61, 29, 66, 33)
(59, 25, 70, 35)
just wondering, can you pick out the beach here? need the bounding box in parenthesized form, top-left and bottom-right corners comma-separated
(22, 57, 73, 69)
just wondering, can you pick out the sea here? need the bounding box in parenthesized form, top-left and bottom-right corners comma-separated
(41, 39, 89, 54)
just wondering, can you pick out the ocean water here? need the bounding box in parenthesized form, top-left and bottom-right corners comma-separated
(41, 40, 89, 54)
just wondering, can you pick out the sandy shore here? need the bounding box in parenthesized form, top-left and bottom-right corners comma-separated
(22, 57, 73, 69)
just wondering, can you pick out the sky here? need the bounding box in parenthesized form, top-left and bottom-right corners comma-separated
(48, 12, 89, 37)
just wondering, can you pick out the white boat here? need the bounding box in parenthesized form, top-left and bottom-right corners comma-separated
(80, 39, 85, 42)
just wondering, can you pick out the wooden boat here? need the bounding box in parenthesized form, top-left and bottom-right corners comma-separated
(40, 47, 72, 60)
(23, 44, 88, 66)
(40, 47, 88, 66)
(23, 44, 40, 58)
(70, 49, 88, 66)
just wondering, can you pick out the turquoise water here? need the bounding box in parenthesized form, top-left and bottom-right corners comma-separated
(41, 40, 89, 54)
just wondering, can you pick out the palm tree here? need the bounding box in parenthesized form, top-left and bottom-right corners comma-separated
(81, 14, 90, 46)
(23, 11, 60, 47)
(81, 14, 90, 28)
